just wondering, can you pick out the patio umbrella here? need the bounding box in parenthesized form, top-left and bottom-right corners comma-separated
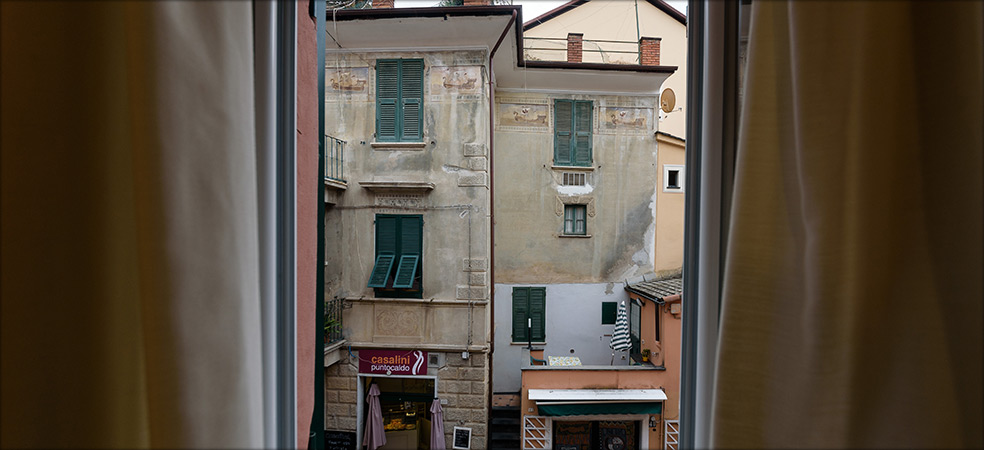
(429, 398, 446, 450)
(609, 301, 631, 364)
(363, 384, 386, 450)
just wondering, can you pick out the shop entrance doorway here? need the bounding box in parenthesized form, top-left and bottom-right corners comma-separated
(357, 375, 437, 450)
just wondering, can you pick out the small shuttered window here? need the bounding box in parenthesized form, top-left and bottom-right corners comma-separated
(368, 214, 422, 297)
(554, 99, 592, 166)
(376, 59, 424, 142)
(512, 287, 546, 342)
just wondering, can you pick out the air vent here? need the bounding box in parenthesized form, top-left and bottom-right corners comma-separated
(562, 172, 586, 186)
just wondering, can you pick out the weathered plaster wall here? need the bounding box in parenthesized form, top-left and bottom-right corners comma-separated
(324, 50, 491, 303)
(492, 283, 633, 393)
(523, 0, 688, 138)
(493, 93, 659, 283)
(323, 49, 493, 445)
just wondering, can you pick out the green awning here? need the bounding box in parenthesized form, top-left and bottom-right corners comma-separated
(536, 402, 662, 417)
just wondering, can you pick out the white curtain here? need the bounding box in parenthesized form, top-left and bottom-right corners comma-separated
(1, 2, 264, 447)
(713, 1, 982, 447)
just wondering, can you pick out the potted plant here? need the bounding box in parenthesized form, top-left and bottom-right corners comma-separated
(641, 348, 651, 362)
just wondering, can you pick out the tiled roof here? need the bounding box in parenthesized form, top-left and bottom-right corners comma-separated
(625, 275, 682, 302)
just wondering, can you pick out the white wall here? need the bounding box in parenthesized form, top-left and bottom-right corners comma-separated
(492, 282, 631, 393)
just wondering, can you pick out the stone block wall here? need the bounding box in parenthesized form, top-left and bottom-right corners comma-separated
(323, 351, 489, 449)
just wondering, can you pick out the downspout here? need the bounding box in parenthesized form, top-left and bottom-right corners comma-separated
(486, 7, 516, 437)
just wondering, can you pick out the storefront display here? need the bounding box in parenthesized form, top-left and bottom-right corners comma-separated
(552, 420, 639, 450)
(362, 376, 436, 450)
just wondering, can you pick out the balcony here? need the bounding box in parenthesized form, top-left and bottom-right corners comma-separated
(324, 134, 347, 204)
(524, 36, 639, 64)
(324, 296, 347, 367)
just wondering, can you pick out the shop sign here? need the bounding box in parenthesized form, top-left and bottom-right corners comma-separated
(359, 349, 428, 375)
(324, 430, 355, 450)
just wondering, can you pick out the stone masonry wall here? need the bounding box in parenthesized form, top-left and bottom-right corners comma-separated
(324, 351, 489, 449)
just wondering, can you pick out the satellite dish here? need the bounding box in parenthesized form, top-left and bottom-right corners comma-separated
(660, 88, 676, 113)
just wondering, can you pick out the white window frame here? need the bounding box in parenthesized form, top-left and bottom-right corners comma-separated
(663, 164, 685, 193)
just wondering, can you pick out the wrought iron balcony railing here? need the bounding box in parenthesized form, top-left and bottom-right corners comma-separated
(325, 134, 345, 183)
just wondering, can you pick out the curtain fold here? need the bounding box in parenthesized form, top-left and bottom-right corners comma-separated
(2, 1, 263, 447)
(712, 1, 982, 447)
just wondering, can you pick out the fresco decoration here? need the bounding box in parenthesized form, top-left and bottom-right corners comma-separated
(429, 66, 482, 97)
(326, 67, 369, 97)
(601, 107, 653, 133)
(497, 103, 550, 130)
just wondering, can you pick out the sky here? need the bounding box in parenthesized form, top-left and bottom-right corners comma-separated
(395, 0, 687, 21)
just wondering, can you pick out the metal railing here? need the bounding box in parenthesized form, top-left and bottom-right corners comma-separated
(324, 297, 344, 345)
(523, 36, 641, 64)
(325, 134, 346, 183)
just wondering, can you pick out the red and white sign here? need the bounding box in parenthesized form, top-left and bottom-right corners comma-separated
(359, 349, 428, 375)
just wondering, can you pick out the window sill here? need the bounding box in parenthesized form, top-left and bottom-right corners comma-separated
(558, 234, 592, 238)
(511, 341, 547, 346)
(551, 165, 594, 172)
(370, 141, 427, 150)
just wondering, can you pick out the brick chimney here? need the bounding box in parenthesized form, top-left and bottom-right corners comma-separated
(639, 37, 661, 65)
(567, 33, 583, 63)
(372, 0, 394, 8)
(463, 0, 491, 5)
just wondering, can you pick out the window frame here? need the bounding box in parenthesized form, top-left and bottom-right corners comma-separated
(562, 204, 587, 236)
(663, 164, 686, 192)
(375, 58, 424, 143)
(369, 214, 423, 298)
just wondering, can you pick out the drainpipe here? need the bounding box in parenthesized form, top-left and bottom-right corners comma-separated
(486, 6, 516, 437)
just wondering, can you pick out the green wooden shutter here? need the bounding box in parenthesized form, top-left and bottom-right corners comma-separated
(400, 59, 423, 141)
(573, 100, 592, 166)
(375, 215, 399, 255)
(601, 301, 617, 325)
(529, 287, 546, 341)
(391, 255, 420, 288)
(376, 60, 399, 141)
(512, 287, 530, 342)
(399, 215, 422, 256)
(368, 254, 396, 288)
(554, 100, 573, 165)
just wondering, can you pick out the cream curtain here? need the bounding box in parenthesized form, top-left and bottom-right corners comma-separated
(713, 1, 982, 447)
(1, 1, 264, 448)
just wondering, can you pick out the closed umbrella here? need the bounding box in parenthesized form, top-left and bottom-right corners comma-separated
(609, 301, 631, 364)
(363, 384, 386, 450)
(429, 399, 446, 450)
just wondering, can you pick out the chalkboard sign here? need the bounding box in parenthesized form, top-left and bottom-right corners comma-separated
(452, 426, 472, 450)
(324, 430, 355, 450)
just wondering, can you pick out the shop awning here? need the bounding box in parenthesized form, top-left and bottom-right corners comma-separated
(529, 389, 666, 417)
(536, 402, 662, 416)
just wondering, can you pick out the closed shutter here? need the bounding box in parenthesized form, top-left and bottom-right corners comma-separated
(399, 215, 422, 255)
(601, 301, 617, 325)
(376, 60, 399, 141)
(573, 100, 592, 166)
(512, 288, 529, 342)
(529, 287, 546, 341)
(400, 59, 424, 140)
(554, 100, 573, 165)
